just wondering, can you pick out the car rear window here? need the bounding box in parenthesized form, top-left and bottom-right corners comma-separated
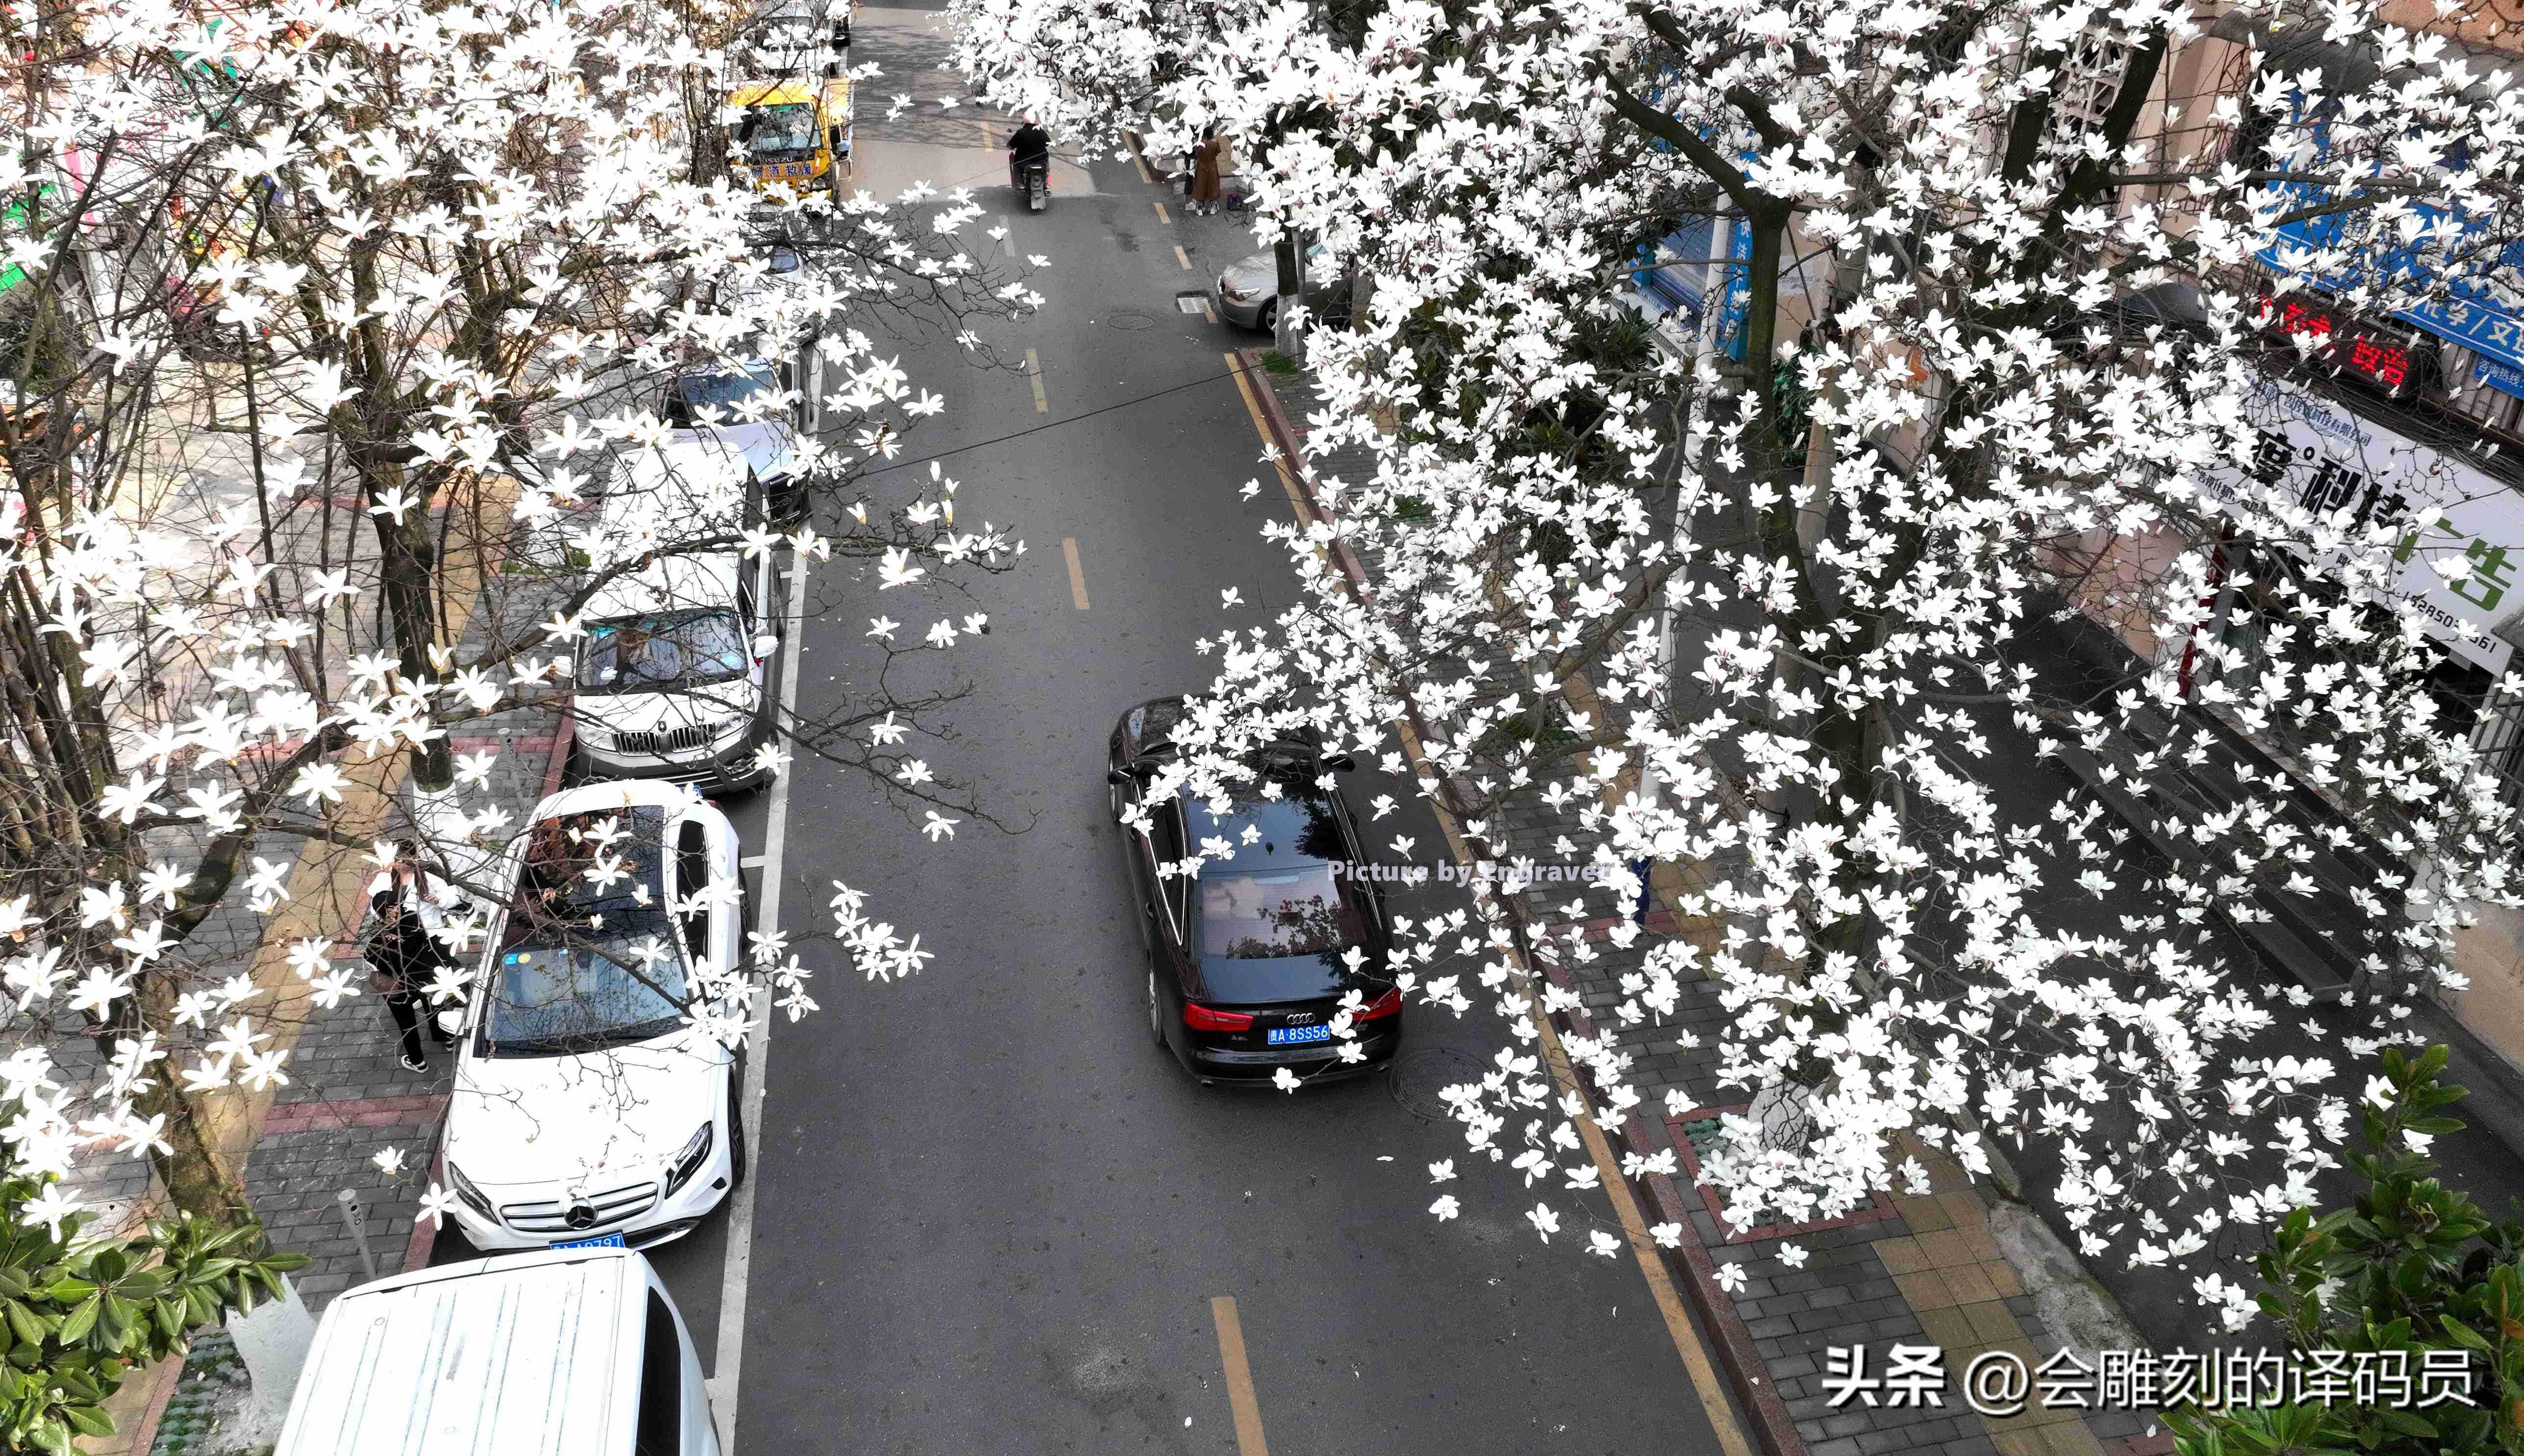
(1200, 865, 1344, 960)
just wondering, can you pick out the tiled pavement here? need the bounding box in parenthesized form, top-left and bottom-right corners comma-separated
(1242, 351, 2165, 1456)
(68, 496, 581, 1453)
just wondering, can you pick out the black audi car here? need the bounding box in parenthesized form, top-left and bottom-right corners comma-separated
(1107, 697, 1402, 1085)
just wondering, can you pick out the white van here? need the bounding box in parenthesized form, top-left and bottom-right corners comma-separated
(574, 440, 780, 790)
(272, 1246, 720, 1456)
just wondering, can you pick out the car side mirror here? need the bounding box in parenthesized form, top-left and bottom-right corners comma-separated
(1106, 768, 1135, 786)
(753, 634, 779, 661)
(435, 1009, 463, 1036)
(1324, 754, 1357, 773)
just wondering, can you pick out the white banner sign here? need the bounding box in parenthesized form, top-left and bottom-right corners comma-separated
(2213, 377, 2524, 677)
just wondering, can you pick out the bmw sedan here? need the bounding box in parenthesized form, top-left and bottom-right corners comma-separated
(1107, 697, 1402, 1085)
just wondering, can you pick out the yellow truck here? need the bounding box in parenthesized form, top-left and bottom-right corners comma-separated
(731, 77, 851, 198)
(728, 0, 852, 200)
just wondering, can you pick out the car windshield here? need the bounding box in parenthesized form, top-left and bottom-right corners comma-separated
(482, 911, 690, 1054)
(579, 610, 747, 693)
(676, 363, 780, 416)
(741, 103, 819, 160)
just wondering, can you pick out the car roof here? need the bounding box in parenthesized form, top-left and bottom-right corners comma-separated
(274, 1249, 649, 1456)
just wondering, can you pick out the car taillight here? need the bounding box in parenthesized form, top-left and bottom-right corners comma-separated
(1359, 988, 1402, 1020)
(1183, 1002, 1254, 1031)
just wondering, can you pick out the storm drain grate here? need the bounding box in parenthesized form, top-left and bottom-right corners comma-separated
(1174, 293, 1208, 314)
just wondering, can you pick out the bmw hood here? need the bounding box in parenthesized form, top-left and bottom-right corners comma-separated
(446, 1029, 728, 1190)
(677, 420, 795, 483)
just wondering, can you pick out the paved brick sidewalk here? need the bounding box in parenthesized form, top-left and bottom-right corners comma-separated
(1242, 351, 2163, 1456)
(53, 489, 587, 1454)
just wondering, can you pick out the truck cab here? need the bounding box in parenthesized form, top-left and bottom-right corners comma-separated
(728, 0, 851, 199)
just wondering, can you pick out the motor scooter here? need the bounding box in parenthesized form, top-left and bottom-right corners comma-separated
(1013, 155, 1050, 212)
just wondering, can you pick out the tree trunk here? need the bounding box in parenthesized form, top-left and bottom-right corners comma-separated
(1272, 235, 1303, 363)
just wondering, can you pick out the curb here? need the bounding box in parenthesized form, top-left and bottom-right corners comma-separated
(1232, 349, 1792, 1456)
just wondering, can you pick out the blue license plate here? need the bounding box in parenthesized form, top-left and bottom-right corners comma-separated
(1267, 1025, 1332, 1046)
(554, 1232, 625, 1250)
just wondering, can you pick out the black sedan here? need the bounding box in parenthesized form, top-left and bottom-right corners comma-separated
(1106, 698, 1402, 1085)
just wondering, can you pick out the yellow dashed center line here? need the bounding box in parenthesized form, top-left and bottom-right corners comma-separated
(1210, 1297, 1271, 1456)
(998, 214, 1014, 257)
(1174, 244, 1192, 271)
(1025, 347, 1047, 413)
(1153, 200, 1171, 225)
(1060, 537, 1089, 610)
(1127, 135, 1157, 184)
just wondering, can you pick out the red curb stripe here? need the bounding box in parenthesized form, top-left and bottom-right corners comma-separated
(261, 1094, 447, 1137)
(446, 736, 557, 755)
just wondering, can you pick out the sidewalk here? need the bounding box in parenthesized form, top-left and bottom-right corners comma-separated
(55, 485, 586, 1456)
(1237, 350, 2164, 1456)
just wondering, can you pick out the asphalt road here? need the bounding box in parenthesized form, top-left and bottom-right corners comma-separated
(707, 4, 1736, 1453)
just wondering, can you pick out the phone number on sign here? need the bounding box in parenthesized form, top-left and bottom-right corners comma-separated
(1823, 1345, 2476, 1416)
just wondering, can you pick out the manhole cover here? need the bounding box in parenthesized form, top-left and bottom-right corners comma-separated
(1388, 1045, 1485, 1124)
(1105, 311, 1155, 330)
(1174, 293, 1208, 314)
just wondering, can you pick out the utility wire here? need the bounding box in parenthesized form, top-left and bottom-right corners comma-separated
(850, 358, 1273, 479)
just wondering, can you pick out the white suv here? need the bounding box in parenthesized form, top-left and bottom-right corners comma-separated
(436, 780, 748, 1253)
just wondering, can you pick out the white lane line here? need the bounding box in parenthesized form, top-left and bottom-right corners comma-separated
(707, 561, 806, 1440)
(740, 854, 765, 868)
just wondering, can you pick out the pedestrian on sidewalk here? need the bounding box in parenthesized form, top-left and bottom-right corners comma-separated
(364, 891, 456, 1073)
(1188, 126, 1225, 215)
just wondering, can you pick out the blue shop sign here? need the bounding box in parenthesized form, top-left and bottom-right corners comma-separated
(2255, 122, 2524, 372)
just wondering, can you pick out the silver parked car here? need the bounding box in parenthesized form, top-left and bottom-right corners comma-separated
(1212, 242, 1354, 332)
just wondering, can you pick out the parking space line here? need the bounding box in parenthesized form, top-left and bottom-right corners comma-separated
(1173, 244, 1192, 271)
(1153, 201, 1171, 225)
(1061, 537, 1090, 609)
(1210, 1297, 1271, 1456)
(1025, 348, 1047, 412)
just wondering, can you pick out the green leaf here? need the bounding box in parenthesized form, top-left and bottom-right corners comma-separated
(59, 1404, 112, 1439)
(3, 1302, 46, 1349)
(54, 1295, 97, 1346)
(2440, 1314, 2492, 1351)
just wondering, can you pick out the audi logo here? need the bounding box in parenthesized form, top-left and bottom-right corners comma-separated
(1283, 1012, 1316, 1025)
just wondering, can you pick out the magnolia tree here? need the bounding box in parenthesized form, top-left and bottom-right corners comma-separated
(0, 0, 1035, 1235)
(953, 0, 2524, 1309)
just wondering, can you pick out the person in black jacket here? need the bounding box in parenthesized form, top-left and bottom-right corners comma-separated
(365, 891, 455, 1072)
(1008, 117, 1051, 194)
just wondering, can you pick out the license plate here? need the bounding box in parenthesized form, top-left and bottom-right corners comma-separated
(1267, 1025, 1332, 1046)
(554, 1232, 625, 1250)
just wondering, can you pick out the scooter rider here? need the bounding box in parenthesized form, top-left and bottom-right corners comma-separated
(1008, 116, 1051, 193)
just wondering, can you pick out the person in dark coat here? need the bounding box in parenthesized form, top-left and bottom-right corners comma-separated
(365, 891, 455, 1072)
